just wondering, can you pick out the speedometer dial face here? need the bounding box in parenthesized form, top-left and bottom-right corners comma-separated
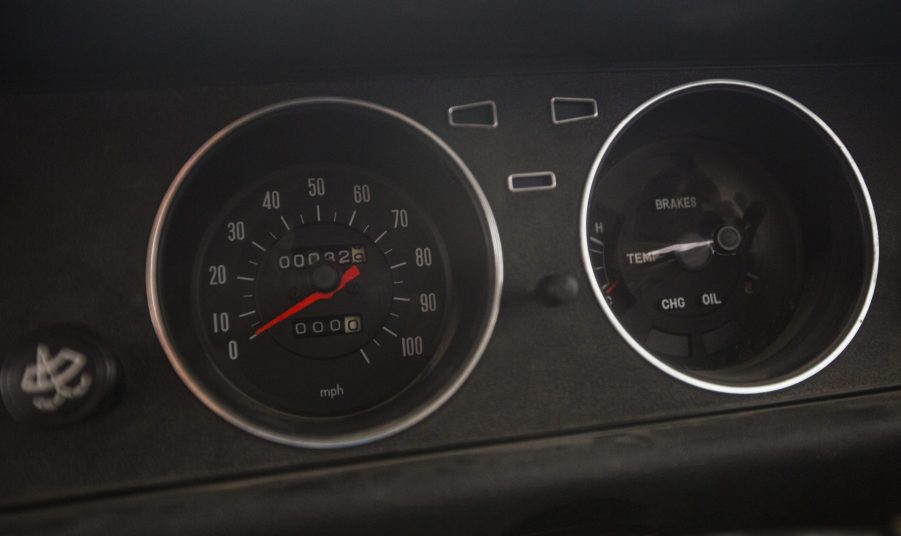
(201, 168, 449, 417)
(149, 98, 501, 447)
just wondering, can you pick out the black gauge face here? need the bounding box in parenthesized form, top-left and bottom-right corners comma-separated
(582, 81, 877, 392)
(198, 166, 452, 415)
(587, 141, 803, 370)
(200, 167, 449, 417)
(149, 99, 501, 446)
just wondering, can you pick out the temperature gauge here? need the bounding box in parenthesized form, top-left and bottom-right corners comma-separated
(581, 80, 877, 393)
(586, 140, 802, 370)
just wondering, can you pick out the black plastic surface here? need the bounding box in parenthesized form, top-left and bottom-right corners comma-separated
(3, 1, 901, 87)
(2, 64, 901, 514)
(3, 389, 901, 534)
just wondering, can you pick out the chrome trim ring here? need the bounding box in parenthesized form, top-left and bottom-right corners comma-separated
(579, 79, 879, 395)
(147, 97, 503, 447)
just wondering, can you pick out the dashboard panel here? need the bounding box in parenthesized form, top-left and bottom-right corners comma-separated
(2, 2, 901, 534)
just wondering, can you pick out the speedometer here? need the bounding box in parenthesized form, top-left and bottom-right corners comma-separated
(201, 168, 450, 417)
(148, 98, 501, 447)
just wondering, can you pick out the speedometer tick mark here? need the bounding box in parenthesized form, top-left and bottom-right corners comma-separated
(316, 205, 321, 222)
(393, 297, 410, 302)
(333, 211, 337, 222)
(280, 215, 291, 230)
(373, 339, 381, 348)
(242, 294, 254, 298)
(239, 310, 257, 318)
(360, 349, 370, 364)
(237, 276, 255, 282)
(248, 333, 259, 341)
(268, 231, 278, 240)
(251, 241, 267, 252)
(348, 210, 357, 226)
(374, 230, 388, 243)
(389, 312, 401, 317)
(248, 260, 259, 266)
(382, 326, 398, 337)
(394, 280, 403, 285)
(363, 225, 370, 233)
(390, 262, 407, 270)
(299, 213, 305, 225)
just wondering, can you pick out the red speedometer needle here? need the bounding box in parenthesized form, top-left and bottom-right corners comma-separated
(254, 265, 361, 336)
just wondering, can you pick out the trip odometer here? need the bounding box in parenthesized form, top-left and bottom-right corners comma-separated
(148, 98, 502, 447)
(201, 169, 450, 417)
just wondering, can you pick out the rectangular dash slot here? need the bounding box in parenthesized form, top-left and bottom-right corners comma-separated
(448, 101, 498, 128)
(551, 97, 598, 124)
(508, 172, 557, 192)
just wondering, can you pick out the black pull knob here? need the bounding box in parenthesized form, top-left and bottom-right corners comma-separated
(536, 274, 580, 307)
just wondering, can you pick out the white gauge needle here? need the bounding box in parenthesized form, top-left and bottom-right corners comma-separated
(644, 240, 713, 258)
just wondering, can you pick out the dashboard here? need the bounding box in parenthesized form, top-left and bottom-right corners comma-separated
(2, 2, 901, 534)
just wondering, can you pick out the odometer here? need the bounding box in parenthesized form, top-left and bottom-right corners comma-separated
(148, 98, 501, 447)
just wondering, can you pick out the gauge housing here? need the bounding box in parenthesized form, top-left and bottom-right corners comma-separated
(147, 98, 502, 447)
(581, 80, 878, 393)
